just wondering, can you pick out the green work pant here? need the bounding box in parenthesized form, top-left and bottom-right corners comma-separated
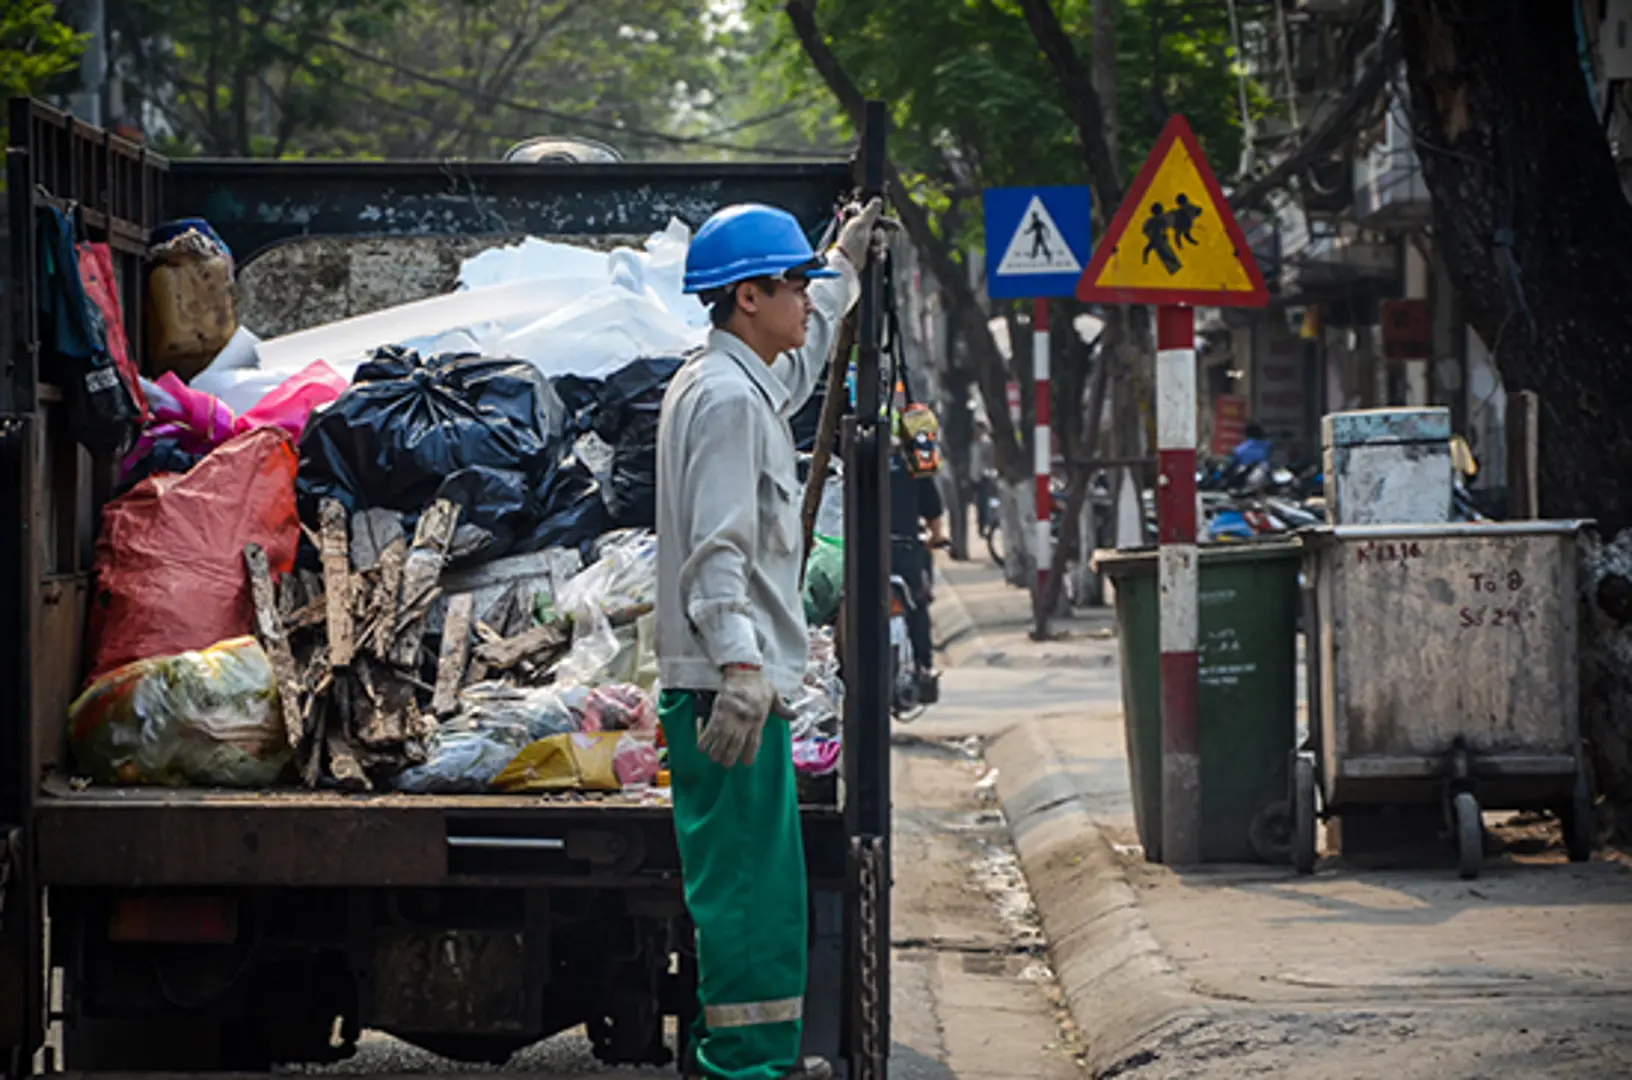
(659, 689, 807, 1080)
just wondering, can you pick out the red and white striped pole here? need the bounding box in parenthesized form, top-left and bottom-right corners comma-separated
(1032, 297, 1052, 600)
(1155, 303, 1201, 866)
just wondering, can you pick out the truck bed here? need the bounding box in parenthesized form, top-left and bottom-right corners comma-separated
(35, 771, 844, 889)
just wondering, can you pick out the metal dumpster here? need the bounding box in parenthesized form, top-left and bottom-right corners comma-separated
(1295, 521, 1593, 878)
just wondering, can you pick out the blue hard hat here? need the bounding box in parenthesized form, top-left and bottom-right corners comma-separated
(684, 203, 838, 294)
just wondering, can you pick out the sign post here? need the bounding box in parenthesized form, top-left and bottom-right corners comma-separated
(983, 185, 1092, 605)
(1077, 115, 1268, 867)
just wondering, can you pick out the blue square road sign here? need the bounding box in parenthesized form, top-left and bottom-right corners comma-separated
(982, 185, 1093, 300)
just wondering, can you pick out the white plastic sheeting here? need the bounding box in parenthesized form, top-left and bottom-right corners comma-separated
(229, 220, 707, 403)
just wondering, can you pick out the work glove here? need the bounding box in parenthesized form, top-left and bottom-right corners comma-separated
(834, 197, 888, 271)
(699, 665, 782, 768)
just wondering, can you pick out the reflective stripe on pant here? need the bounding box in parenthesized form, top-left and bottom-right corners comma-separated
(659, 689, 807, 1080)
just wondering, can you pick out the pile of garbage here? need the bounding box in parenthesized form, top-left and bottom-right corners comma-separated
(65, 220, 845, 798)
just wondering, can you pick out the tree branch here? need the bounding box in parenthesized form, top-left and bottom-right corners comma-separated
(1016, 0, 1124, 206)
(1228, 21, 1401, 214)
(782, 0, 1029, 482)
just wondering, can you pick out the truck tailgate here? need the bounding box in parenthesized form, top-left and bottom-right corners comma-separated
(35, 774, 844, 888)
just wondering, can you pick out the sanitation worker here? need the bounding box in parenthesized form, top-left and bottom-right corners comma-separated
(655, 197, 883, 1080)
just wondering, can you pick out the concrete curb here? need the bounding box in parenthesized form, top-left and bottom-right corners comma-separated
(929, 568, 993, 668)
(986, 722, 1210, 1077)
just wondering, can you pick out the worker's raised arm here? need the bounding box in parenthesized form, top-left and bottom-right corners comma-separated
(673, 388, 766, 670)
(772, 199, 884, 414)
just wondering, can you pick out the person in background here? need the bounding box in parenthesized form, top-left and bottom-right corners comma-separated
(654, 197, 884, 1080)
(1229, 422, 1273, 469)
(890, 424, 946, 682)
(970, 418, 997, 534)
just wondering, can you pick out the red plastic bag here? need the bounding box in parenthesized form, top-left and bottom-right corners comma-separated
(76, 241, 149, 426)
(88, 426, 300, 683)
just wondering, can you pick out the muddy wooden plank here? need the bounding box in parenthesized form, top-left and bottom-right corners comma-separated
(277, 570, 308, 620)
(327, 727, 371, 792)
(244, 543, 304, 751)
(284, 595, 328, 633)
(370, 536, 409, 660)
(301, 695, 327, 789)
(432, 593, 475, 717)
(352, 659, 417, 750)
(473, 619, 572, 671)
(320, 499, 355, 668)
(389, 499, 461, 668)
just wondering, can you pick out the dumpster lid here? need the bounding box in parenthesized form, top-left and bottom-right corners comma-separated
(1322, 407, 1451, 447)
(1300, 520, 1591, 547)
(1093, 539, 1302, 576)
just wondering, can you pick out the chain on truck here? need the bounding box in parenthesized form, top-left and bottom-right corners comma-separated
(0, 97, 897, 1079)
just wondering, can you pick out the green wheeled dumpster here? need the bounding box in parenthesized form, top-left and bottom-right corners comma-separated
(1097, 542, 1302, 863)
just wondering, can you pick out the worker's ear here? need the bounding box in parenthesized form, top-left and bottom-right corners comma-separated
(734, 279, 768, 315)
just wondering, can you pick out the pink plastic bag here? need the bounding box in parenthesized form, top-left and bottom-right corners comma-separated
(581, 684, 658, 737)
(123, 361, 346, 477)
(241, 361, 348, 436)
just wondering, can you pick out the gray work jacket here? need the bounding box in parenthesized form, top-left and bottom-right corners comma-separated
(654, 260, 860, 695)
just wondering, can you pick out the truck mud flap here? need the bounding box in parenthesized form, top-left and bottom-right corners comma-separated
(847, 835, 889, 1080)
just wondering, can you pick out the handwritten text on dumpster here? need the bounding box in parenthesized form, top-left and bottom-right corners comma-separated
(1459, 569, 1536, 628)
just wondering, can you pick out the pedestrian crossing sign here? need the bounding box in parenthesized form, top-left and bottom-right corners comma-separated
(982, 185, 1093, 300)
(1076, 114, 1268, 307)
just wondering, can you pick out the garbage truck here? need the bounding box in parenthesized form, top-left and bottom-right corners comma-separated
(0, 98, 895, 1077)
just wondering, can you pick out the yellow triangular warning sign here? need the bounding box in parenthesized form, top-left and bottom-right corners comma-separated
(1077, 114, 1268, 307)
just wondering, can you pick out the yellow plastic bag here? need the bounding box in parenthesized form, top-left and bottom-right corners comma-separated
(493, 731, 622, 793)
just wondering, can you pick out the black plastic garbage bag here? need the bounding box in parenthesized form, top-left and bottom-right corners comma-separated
(117, 440, 205, 496)
(297, 347, 567, 558)
(532, 448, 616, 559)
(587, 355, 685, 529)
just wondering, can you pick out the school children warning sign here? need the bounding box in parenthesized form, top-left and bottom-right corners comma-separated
(1076, 114, 1268, 308)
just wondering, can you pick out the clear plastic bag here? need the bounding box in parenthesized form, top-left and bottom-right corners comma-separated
(67, 637, 290, 788)
(557, 529, 657, 615)
(456, 682, 579, 740)
(551, 530, 658, 686)
(391, 682, 579, 793)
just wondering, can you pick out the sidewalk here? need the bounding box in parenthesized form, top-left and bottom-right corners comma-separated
(937, 556, 1632, 1079)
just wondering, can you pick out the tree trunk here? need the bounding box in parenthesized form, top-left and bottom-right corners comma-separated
(782, 0, 1030, 485)
(1401, 0, 1632, 830)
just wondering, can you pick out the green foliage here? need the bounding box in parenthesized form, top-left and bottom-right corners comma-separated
(726, 0, 1278, 260)
(111, 0, 728, 160)
(1, 0, 87, 160)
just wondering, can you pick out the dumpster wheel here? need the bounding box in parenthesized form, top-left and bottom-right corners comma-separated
(1291, 754, 1318, 875)
(1453, 791, 1483, 880)
(1561, 766, 1595, 864)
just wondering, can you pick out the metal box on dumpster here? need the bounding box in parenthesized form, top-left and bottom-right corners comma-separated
(1098, 542, 1301, 863)
(1322, 407, 1452, 525)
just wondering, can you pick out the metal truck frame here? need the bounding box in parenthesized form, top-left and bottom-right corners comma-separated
(0, 97, 893, 1079)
